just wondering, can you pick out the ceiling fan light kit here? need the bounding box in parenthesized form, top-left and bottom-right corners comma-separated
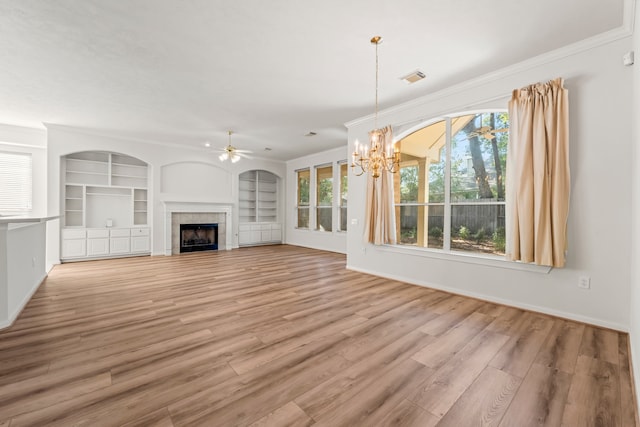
(217, 130, 252, 163)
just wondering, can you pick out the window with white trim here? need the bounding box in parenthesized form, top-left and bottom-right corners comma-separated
(339, 161, 348, 231)
(0, 151, 32, 213)
(395, 111, 508, 256)
(315, 164, 333, 232)
(296, 168, 310, 228)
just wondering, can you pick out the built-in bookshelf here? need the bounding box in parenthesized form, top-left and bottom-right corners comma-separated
(238, 170, 281, 247)
(62, 152, 149, 228)
(239, 170, 278, 223)
(133, 189, 148, 226)
(61, 151, 151, 261)
(64, 184, 84, 227)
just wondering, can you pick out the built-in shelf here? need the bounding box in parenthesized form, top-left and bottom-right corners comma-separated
(62, 152, 151, 255)
(239, 170, 280, 243)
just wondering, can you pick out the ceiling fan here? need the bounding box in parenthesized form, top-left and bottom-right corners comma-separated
(465, 126, 509, 140)
(215, 130, 252, 163)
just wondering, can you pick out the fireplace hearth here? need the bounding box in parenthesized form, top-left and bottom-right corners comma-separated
(179, 223, 218, 252)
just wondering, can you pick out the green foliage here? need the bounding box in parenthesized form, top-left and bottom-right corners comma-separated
(400, 228, 417, 243)
(400, 166, 419, 203)
(318, 178, 333, 205)
(428, 227, 442, 238)
(298, 177, 309, 204)
(474, 227, 486, 243)
(492, 227, 506, 252)
(450, 112, 508, 201)
(340, 174, 348, 204)
(428, 159, 445, 203)
(458, 226, 470, 240)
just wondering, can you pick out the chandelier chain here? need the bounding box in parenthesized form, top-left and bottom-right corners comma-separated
(375, 39, 379, 130)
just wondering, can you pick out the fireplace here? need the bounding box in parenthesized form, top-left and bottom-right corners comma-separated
(179, 223, 218, 252)
(164, 202, 232, 255)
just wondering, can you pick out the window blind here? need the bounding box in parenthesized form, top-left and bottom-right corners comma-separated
(0, 151, 32, 212)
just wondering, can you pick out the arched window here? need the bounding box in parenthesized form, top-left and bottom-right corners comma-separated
(394, 111, 508, 256)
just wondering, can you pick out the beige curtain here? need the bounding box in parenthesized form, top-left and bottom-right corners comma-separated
(363, 126, 397, 245)
(506, 77, 570, 267)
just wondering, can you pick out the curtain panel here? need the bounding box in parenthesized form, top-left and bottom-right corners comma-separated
(363, 126, 397, 245)
(506, 77, 570, 267)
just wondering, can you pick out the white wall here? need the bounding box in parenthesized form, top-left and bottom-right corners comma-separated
(7, 223, 47, 320)
(346, 36, 634, 330)
(0, 222, 48, 329)
(630, 0, 640, 415)
(286, 146, 348, 254)
(0, 124, 54, 276)
(46, 125, 285, 264)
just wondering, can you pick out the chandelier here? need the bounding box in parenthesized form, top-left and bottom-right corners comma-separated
(351, 36, 400, 179)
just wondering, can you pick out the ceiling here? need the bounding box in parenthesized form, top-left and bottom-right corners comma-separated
(0, 0, 626, 161)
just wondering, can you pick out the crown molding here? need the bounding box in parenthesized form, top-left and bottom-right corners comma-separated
(345, 4, 635, 129)
(44, 123, 184, 149)
(43, 123, 286, 164)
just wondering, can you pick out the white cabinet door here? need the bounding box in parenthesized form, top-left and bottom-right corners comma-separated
(131, 236, 150, 252)
(238, 224, 251, 245)
(110, 237, 130, 254)
(250, 225, 261, 243)
(239, 223, 281, 246)
(62, 239, 86, 258)
(87, 238, 109, 256)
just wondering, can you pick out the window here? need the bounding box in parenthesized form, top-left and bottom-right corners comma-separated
(315, 164, 333, 231)
(0, 151, 32, 213)
(339, 162, 348, 231)
(296, 169, 310, 228)
(394, 111, 508, 256)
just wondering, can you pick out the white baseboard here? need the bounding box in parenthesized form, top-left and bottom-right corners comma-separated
(0, 272, 48, 331)
(346, 264, 628, 332)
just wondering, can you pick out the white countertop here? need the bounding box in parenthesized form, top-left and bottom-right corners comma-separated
(0, 215, 60, 225)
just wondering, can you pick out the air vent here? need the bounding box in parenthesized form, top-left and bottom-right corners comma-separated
(400, 70, 426, 84)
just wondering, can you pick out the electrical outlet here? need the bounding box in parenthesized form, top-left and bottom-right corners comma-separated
(578, 276, 591, 289)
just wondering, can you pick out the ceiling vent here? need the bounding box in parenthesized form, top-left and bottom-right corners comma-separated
(400, 70, 426, 84)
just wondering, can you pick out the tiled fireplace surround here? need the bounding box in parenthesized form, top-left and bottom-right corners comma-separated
(163, 202, 233, 255)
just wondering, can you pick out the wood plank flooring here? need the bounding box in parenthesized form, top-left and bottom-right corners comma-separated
(0, 244, 637, 426)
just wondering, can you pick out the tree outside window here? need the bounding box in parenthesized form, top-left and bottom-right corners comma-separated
(316, 165, 333, 231)
(394, 112, 508, 255)
(296, 169, 310, 228)
(339, 162, 348, 231)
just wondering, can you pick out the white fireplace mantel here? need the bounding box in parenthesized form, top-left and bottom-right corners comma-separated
(163, 201, 232, 255)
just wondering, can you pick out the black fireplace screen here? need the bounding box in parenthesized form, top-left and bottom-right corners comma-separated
(179, 223, 218, 252)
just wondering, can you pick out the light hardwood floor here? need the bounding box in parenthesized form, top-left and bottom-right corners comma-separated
(0, 245, 637, 426)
